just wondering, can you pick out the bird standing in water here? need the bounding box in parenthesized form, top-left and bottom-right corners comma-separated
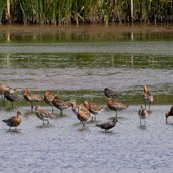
(96, 117, 118, 132)
(43, 91, 55, 113)
(35, 106, 53, 125)
(107, 98, 128, 117)
(70, 100, 94, 127)
(4, 90, 19, 108)
(138, 105, 148, 126)
(165, 106, 173, 123)
(83, 100, 103, 121)
(52, 96, 71, 115)
(104, 88, 121, 98)
(23, 89, 42, 110)
(143, 85, 154, 111)
(2, 111, 22, 130)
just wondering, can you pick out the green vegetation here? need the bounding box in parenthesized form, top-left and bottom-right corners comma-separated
(0, 0, 173, 25)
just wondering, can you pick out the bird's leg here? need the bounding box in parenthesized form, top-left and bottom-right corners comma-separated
(51, 105, 54, 113)
(31, 102, 33, 110)
(60, 110, 62, 116)
(115, 111, 117, 117)
(144, 102, 146, 108)
(82, 121, 85, 127)
(47, 119, 49, 125)
(149, 103, 151, 111)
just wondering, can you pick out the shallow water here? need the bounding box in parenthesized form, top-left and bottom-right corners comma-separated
(0, 24, 173, 172)
(1, 105, 173, 173)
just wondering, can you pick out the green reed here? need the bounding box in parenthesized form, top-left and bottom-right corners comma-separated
(0, 0, 173, 25)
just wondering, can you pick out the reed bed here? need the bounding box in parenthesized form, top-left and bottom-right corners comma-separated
(0, 0, 173, 25)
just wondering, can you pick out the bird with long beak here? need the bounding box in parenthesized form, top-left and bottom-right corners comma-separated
(2, 111, 22, 130)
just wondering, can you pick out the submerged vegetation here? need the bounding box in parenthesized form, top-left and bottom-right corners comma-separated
(0, 0, 173, 25)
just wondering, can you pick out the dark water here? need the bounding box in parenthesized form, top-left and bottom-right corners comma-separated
(0, 25, 173, 173)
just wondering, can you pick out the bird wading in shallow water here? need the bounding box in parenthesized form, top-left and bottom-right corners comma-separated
(165, 106, 173, 123)
(4, 90, 19, 108)
(138, 105, 148, 126)
(2, 111, 22, 130)
(104, 88, 121, 99)
(23, 89, 42, 110)
(107, 98, 128, 117)
(35, 106, 54, 125)
(96, 117, 118, 132)
(43, 91, 55, 113)
(143, 85, 154, 111)
(70, 100, 94, 127)
(83, 100, 103, 121)
(52, 96, 71, 115)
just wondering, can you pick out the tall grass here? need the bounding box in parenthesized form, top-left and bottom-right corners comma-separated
(0, 0, 173, 25)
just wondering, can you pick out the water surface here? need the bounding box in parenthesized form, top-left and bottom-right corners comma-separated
(0, 24, 173, 172)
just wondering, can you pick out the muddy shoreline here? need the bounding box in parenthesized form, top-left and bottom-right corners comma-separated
(0, 24, 173, 34)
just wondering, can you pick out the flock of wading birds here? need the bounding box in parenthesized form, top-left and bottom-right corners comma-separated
(0, 83, 173, 132)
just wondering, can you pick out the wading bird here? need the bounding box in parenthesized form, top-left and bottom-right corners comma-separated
(70, 100, 94, 127)
(2, 111, 22, 130)
(52, 96, 71, 115)
(165, 106, 173, 123)
(4, 90, 19, 107)
(143, 85, 154, 111)
(23, 89, 42, 109)
(0, 83, 15, 103)
(83, 100, 103, 121)
(104, 88, 121, 98)
(35, 106, 53, 125)
(138, 105, 148, 126)
(43, 91, 55, 113)
(107, 98, 128, 117)
(96, 117, 118, 132)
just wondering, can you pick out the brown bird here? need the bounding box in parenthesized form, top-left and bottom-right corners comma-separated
(2, 111, 22, 130)
(83, 100, 103, 121)
(52, 96, 71, 115)
(143, 85, 154, 111)
(165, 106, 173, 123)
(0, 83, 12, 96)
(35, 106, 53, 125)
(70, 100, 94, 127)
(138, 105, 148, 126)
(107, 98, 128, 117)
(96, 117, 118, 132)
(23, 89, 42, 109)
(43, 91, 55, 113)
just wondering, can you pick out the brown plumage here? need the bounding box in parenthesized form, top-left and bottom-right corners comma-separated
(107, 98, 128, 117)
(165, 106, 173, 122)
(143, 85, 154, 111)
(0, 83, 11, 95)
(138, 105, 148, 126)
(43, 91, 55, 113)
(83, 100, 103, 121)
(2, 111, 22, 129)
(52, 96, 71, 115)
(23, 89, 42, 109)
(35, 106, 53, 125)
(70, 100, 94, 127)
